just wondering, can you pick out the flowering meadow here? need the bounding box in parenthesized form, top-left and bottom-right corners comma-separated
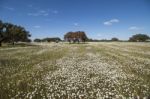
(0, 42, 150, 99)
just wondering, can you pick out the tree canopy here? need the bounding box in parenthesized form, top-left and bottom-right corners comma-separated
(111, 37, 119, 41)
(34, 37, 61, 43)
(129, 34, 150, 42)
(34, 38, 42, 42)
(0, 20, 31, 46)
(64, 31, 88, 43)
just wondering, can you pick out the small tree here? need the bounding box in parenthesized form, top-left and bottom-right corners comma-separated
(111, 37, 119, 41)
(129, 34, 150, 42)
(34, 38, 41, 42)
(41, 37, 61, 42)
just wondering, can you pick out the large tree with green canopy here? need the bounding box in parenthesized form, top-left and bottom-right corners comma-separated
(0, 20, 31, 46)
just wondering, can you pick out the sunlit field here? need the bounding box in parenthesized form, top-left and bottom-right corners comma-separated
(0, 42, 150, 98)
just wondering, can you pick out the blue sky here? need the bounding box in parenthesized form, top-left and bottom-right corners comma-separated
(0, 0, 150, 40)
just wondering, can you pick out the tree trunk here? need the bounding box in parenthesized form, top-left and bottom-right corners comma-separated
(12, 39, 15, 45)
(0, 41, 2, 47)
(12, 42, 15, 45)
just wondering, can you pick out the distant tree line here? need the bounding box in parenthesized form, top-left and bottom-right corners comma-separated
(34, 37, 61, 43)
(88, 38, 119, 42)
(88, 34, 150, 42)
(0, 20, 31, 46)
(63, 31, 149, 43)
(31, 32, 150, 43)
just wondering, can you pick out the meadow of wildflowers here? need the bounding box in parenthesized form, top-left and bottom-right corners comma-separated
(0, 42, 150, 99)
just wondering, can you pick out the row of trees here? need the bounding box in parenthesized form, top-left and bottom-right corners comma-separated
(0, 20, 31, 46)
(88, 38, 120, 42)
(88, 34, 150, 42)
(63, 31, 149, 42)
(34, 37, 61, 43)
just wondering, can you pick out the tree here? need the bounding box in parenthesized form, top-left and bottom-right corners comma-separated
(0, 20, 31, 46)
(34, 37, 61, 42)
(5, 23, 31, 44)
(42, 37, 61, 42)
(111, 37, 119, 41)
(129, 34, 150, 42)
(64, 31, 88, 43)
(0, 20, 3, 46)
(34, 38, 42, 42)
(0, 20, 6, 46)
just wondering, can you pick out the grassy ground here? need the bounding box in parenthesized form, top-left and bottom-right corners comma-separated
(0, 42, 150, 98)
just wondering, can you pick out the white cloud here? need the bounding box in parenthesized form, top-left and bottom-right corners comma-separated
(45, 19, 52, 22)
(103, 18, 119, 26)
(33, 25, 41, 28)
(52, 10, 58, 14)
(28, 13, 37, 16)
(28, 9, 59, 17)
(128, 26, 143, 31)
(27, 4, 39, 10)
(2, 6, 15, 11)
(104, 21, 112, 26)
(110, 19, 119, 23)
(73, 23, 79, 26)
(97, 34, 102, 37)
(28, 4, 33, 8)
(39, 10, 46, 13)
(28, 10, 49, 16)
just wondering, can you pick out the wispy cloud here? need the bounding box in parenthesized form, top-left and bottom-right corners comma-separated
(128, 26, 144, 31)
(28, 9, 59, 17)
(28, 4, 33, 8)
(104, 19, 119, 26)
(45, 19, 52, 22)
(27, 4, 59, 17)
(104, 21, 112, 26)
(51, 10, 58, 14)
(110, 19, 119, 23)
(97, 34, 101, 37)
(28, 10, 49, 16)
(1, 6, 15, 11)
(73, 23, 79, 26)
(33, 25, 41, 28)
(27, 4, 39, 10)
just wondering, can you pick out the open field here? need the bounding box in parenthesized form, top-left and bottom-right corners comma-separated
(0, 42, 150, 99)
